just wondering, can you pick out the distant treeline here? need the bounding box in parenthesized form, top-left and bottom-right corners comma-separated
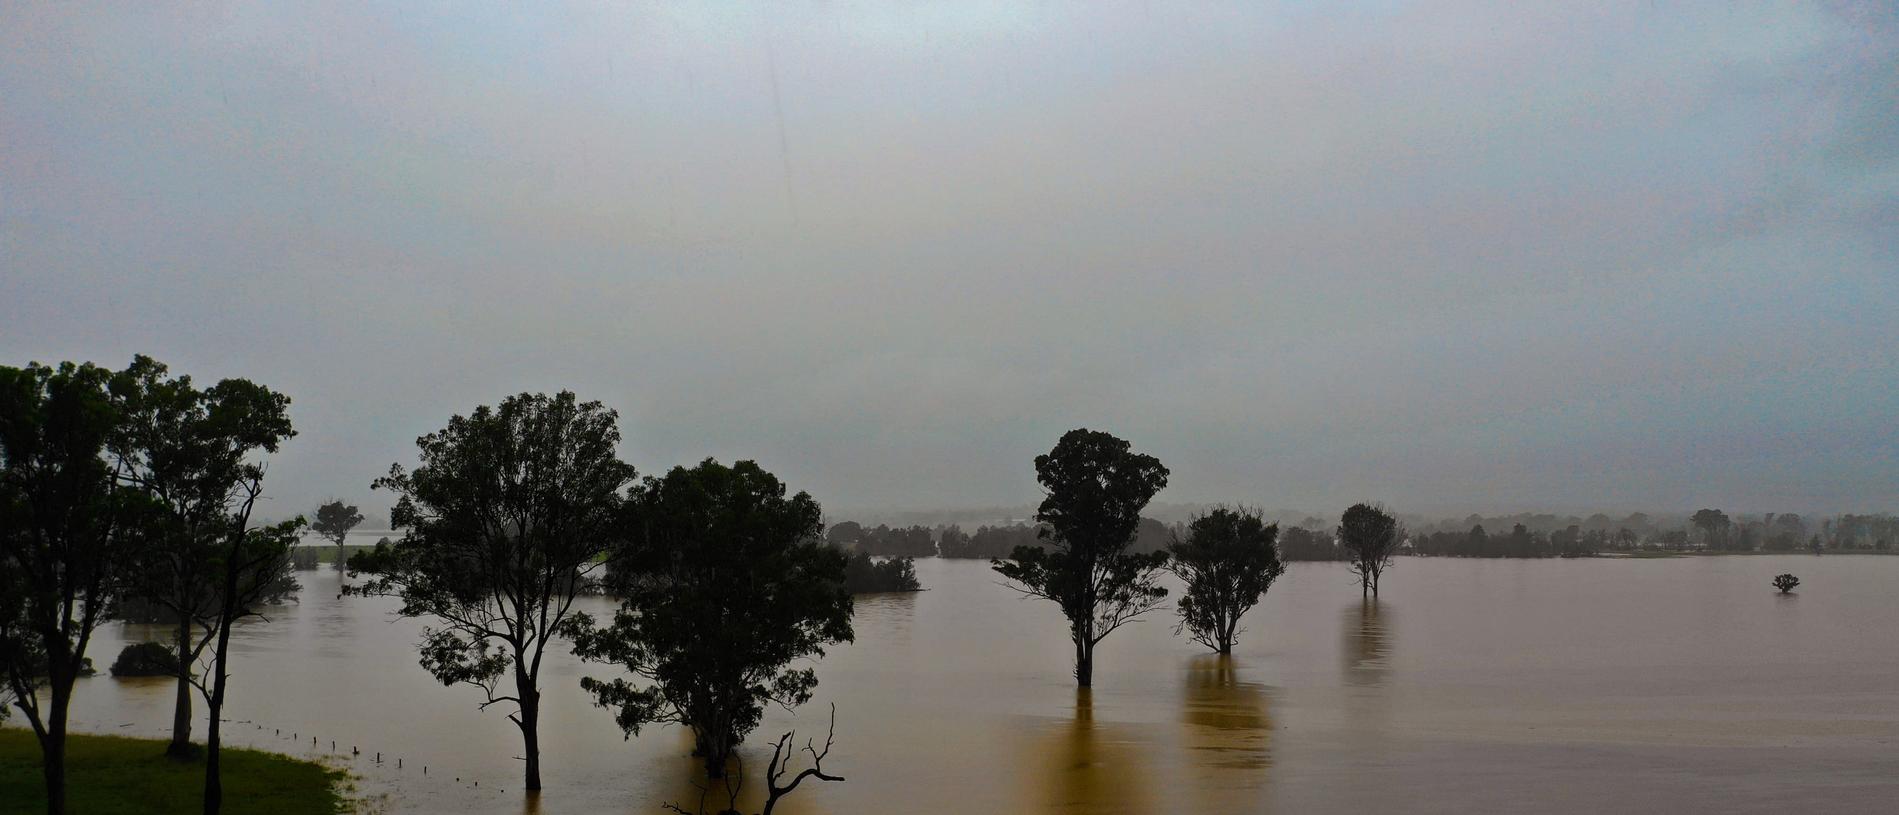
(824, 511, 1899, 561)
(830, 519, 1351, 560)
(828, 519, 1175, 559)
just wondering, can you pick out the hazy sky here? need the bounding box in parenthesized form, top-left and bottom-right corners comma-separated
(3, 2, 1894, 521)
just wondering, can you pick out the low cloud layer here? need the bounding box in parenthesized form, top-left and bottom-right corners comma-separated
(4, 2, 1894, 519)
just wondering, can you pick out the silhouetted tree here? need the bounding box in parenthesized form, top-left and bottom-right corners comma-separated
(1279, 526, 1337, 561)
(1773, 573, 1799, 594)
(348, 391, 633, 792)
(993, 429, 1170, 687)
(842, 552, 921, 593)
(309, 500, 364, 572)
(569, 458, 852, 779)
(1167, 508, 1284, 653)
(824, 521, 864, 549)
(0, 361, 148, 815)
(1691, 508, 1731, 550)
(1129, 517, 1173, 554)
(109, 642, 184, 677)
(107, 356, 298, 814)
(937, 524, 971, 557)
(1338, 503, 1401, 598)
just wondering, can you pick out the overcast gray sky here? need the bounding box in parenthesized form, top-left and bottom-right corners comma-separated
(3, 2, 1894, 521)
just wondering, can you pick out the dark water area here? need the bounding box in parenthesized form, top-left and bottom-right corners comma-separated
(22, 554, 1899, 813)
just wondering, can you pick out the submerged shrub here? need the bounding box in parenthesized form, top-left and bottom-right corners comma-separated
(109, 642, 183, 678)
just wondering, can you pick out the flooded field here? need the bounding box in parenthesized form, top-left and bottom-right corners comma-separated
(36, 553, 1899, 813)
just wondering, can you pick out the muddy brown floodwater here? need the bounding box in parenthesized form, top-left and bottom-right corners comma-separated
(25, 552, 1899, 813)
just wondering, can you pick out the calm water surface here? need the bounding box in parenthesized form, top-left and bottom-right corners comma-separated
(27, 552, 1899, 813)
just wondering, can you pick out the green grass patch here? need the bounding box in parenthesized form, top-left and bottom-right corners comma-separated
(0, 729, 349, 815)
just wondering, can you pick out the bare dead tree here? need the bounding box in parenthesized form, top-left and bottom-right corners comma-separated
(662, 704, 844, 815)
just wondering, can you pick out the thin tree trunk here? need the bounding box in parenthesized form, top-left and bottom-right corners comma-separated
(40, 671, 71, 815)
(202, 615, 236, 815)
(517, 668, 542, 791)
(168, 617, 194, 759)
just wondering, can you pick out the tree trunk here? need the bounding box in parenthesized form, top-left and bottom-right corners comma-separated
(517, 670, 542, 791)
(203, 616, 237, 815)
(40, 671, 71, 815)
(168, 617, 194, 759)
(1074, 636, 1094, 688)
(40, 736, 64, 815)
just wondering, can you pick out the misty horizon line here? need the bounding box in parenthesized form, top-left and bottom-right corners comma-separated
(269, 500, 1894, 532)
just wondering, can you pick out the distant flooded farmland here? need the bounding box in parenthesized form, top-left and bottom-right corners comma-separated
(43, 551, 1899, 813)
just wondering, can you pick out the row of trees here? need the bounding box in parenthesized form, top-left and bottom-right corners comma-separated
(1, 357, 302, 815)
(987, 428, 1403, 688)
(837, 516, 1169, 560)
(2, 367, 855, 814)
(344, 391, 855, 792)
(849, 509, 1899, 562)
(1411, 524, 1610, 558)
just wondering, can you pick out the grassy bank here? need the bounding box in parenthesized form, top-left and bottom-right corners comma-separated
(0, 729, 348, 815)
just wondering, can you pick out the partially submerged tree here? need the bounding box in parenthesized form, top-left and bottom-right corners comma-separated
(993, 429, 1170, 687)
(1773, 573, 1800, 594)
(348, 391, 633, 792)
(309, 500, 364, 571)
(570, 458, 853, 779)
(1168, 507, 1285, 654)
(110, 642, 185, 677)
(841, 551, 921, 593)
(1338, 503, 1401, 598)
(107, 356, 298, 813)
(0, 361, 145, 815)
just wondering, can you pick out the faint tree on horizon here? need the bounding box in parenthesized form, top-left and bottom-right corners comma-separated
(993, 428, 1170, 687)
(1691, 508, 1732, 550)
(1168, 507, 1285, 654)
(1338, 503, 1401, 598)
(309, 500, 364, 572)
(569, 458, 853, 779)
(348, 391, 633, 793)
